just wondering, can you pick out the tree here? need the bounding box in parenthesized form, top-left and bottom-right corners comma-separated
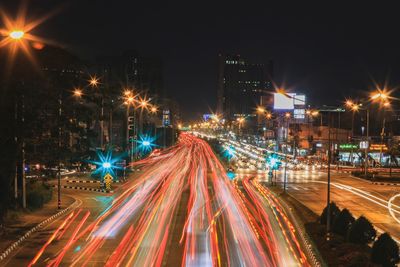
(320, 201, 341, 225)
(371, 233, 399, 267)
(387, 142, 400, 177)
(332, 208, 355, 236)
(347, 216, 376, 244)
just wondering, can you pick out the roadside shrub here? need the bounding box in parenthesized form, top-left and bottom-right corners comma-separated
(332, 208, 355, 236)
(320, 201, 341, 225)
(371, 233, 400, 267)
(347, 216, 376, 244)
(26, 181, 53, 210)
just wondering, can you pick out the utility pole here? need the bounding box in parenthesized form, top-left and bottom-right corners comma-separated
(57, 93, 62, 209)
(364, 109, 369, 177)
(326, 112, 332, 240)
(21, 93, 26, 209)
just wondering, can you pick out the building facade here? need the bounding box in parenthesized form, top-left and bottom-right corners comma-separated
(217, 54, 273, 121)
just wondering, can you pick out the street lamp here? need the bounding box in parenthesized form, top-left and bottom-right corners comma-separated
(73, 88, 83, 98)
(9, 30, 25, 40)
(150, 106, 158, 114)
(89, 76, 100, 87)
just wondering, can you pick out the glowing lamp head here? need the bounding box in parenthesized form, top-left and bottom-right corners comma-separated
(102, 162, 111, 168)
(73, 88, 83, 97)
(9, 30, 24, 40)
(257, 107, 265, 113)
(142, 140, 151, 146)
(140, 100, 148, 107)
(150, 106, 157, 113)
(89, 76, 99, 87)
(345, 100, 353, 107)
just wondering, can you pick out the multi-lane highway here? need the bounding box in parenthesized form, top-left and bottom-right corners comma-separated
(267, 169, 400, 242)
(3, 133, 311, 266)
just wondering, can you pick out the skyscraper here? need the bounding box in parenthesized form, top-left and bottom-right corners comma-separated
(217, 54, 273, 121)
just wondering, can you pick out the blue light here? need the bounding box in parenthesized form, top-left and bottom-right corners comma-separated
(88, 149, 125, 179)
(223, 145, 235, 160)
(269, 157, 278, 167)
(227, 171, 236, 180)
(102, 162, 111, 168)
(136, 135, 157, 154)
(142, 140, 151, 146)
(267, 153, 281, 170)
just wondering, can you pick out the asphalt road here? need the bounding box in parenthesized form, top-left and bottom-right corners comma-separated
(253, 169, 400, 242)
(3, 134, 312, 267)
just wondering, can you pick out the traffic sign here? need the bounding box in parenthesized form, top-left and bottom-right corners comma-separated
(103, 173, 113, 191)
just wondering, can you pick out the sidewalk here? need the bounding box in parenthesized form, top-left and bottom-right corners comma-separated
(0, 191, 74, 252)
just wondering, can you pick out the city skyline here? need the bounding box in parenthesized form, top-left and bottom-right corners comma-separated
(2, 1, 400, 120)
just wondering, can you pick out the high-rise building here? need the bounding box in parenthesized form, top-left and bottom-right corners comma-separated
(217, 54, 273, 121)
(96, 50, 164, 99)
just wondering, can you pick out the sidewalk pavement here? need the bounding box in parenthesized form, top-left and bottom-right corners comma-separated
(0, 191, 74, 252)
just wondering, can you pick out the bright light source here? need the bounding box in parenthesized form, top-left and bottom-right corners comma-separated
(73, 88, 83, 97)
(102, 162, 111, 168)
(142, 140, 150, 146)
(257, 106, 265, 113)
(9, 30, 24, 40)
(89, 76, 99, 87)
(345, 100, 353, 107)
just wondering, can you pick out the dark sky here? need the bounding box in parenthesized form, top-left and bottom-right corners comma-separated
(3, 1, 400, 120)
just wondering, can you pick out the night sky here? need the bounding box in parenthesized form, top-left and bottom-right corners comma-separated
(3, 1, 400, 120)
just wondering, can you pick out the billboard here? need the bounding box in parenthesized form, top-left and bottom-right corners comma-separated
(273, 93, 295, 110)
(294, 95, 306, 105)
(274, 93, 306, 110)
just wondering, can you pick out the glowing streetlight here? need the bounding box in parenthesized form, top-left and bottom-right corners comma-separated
(285, 112, 291, 118)
(345, 100, 354, 107)
(351, 104, 359, 111)
(9, 30, 25, 40)
(73, 88, 83, 98)
(371, 89, 389, 101)
(126, 96, 135, 104)
(139, 99, 149, 109)
(257, 106, 266, 113)
(124, 90, 132, 96)
(266, 113, 272, 119)
(102, 162, 111, 169)
(311, 111, 319, 117)
(150, 106, 158, 113)
(89, 76, 99, 87)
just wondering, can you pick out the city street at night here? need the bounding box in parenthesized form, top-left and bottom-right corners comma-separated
(2, 1, 400, 266)
(3, 134, 311, 266)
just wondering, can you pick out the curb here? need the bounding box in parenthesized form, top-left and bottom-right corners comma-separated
(0, 199, 79, 262)
(53, 185, 114, 193)
(371, 182, 400, 186)
(66, 179, 124, 184)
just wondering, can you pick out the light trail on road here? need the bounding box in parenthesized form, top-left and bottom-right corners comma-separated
(26, 133, 309, 266)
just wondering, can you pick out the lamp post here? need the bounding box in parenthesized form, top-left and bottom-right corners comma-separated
(282, 112, 291, 192)
(345, 90, 390, 176)
(7, 29, 28, 208)
(318, 106, 345, 239)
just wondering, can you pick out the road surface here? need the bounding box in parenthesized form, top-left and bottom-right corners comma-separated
(4, 133, 311, 266)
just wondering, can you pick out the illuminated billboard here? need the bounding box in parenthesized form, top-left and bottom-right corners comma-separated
(273, 93, 306, 110)
(274, 93, 295, 110)
(294, 95, 305, 105)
